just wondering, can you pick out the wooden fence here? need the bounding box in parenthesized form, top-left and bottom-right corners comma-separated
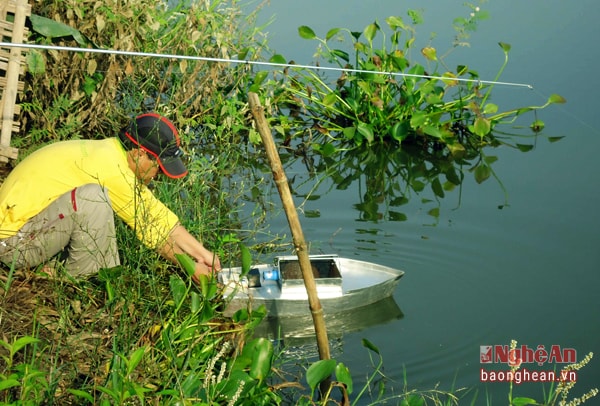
(0, 0, 30, 163)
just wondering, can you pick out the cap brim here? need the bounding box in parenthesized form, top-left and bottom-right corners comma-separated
(158, 156, 188, 179)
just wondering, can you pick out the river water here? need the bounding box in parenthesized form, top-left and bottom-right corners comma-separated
(244, 0, 599, 403)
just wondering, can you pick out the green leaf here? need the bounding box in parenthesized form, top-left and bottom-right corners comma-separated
(0, 379, 20, 391)
(11, 336, 40, 355)
(548, 93, 566, 104)
(456, 65, 468, 75)
(473, 117, 491, 137)
(322, 92, 338, 107)
(511, 397, 538, 406)
(335, 362, 353, 394)
(248, 128, 261, 145)
(239, 243, 252, 277)
(298, 25, 317, 39)
(443, 181, 456, 192)
(26, 50, 45, 74)
(203, 280, 218, 301)
(446, 142, 466, 158)
(386, 16, 407, 30)
(306, 359, 336, 391)
(343, 126, 356, 140)
(474, 164, 491, 184)
(361, 338, 380, 355)
(423, 125, 444, 139)
(390, 121, 409, 141)
(400, 394, 425, 406)
(484, 155, 498, 164)
(421, 46, 437, 61)
(428, 207, 440, 218)
(364, 22, 379, 43)
(409, 111, 427, 128)
(249, 338, 273, 381)
(357, 122, 374, 144)
(441, 72, 458, 86)
(411, 180, 425, 192)
(97, 266, 123, 281)
(30, 14, 76, 37)
(67, 389, 95, 403)
(83, 75, 99, 96)
(445, 168, 462, 185)
(253, 70, 268, 86)
(320, 143, 337, 157)
(482, 103, 498, 114)
(345, 97, 360, 113)
(269, 54, 287, 64)
(330, 49, 349, 62)
(388, 211, 408, 221)
(237, 47, 250, 60)
(431, 178, 445, 198)
(407, 9, 424, 25)
(30, 14, 94, 47)
(175, 253, 196, 278)
(126, 347, 146, 375)
(498, 42, 512, 53)
(516, 144, 534, 152)
(325, 28, 341, 41)
(169, 275, 187, 307)
(197, 274, 210, 297)
(190, 291, 201, 313)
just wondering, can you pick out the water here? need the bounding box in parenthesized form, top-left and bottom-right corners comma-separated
(246, 0, 600, 402)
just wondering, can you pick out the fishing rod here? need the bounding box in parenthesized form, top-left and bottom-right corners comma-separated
(0, 41, 534, 89)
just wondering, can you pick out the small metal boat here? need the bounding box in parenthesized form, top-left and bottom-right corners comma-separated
(219, 254, 405, 317)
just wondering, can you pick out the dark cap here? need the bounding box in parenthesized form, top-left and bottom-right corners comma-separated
(122, 113, 188, 179)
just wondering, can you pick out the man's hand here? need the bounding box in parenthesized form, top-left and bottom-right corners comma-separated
(191, 251, 221, 284)
(161, 224, 222, 284)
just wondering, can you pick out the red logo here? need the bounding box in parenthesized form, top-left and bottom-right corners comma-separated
(480, 346, 493, 363)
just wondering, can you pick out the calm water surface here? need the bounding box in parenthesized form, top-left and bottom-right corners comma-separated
(245, 0, 599, 402)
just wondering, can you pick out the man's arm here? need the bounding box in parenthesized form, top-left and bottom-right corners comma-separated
(159, 224, 221, 283)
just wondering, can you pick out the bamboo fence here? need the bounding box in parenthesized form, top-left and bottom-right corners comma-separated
(0, 0, 30, 163)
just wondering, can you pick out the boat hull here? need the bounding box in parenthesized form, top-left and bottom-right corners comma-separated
(220, 256, 404, 317)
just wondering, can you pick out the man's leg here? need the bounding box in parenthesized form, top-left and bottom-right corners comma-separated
(0, 184, 120, 276)
(64, 184, 120, 276)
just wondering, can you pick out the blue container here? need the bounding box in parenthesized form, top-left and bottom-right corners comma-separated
(263, 268, 280, 281)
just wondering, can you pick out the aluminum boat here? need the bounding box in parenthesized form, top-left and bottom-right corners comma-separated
(219, 254, 405, 317)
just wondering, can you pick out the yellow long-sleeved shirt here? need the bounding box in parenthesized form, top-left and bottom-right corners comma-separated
(0, 138, 179, 249)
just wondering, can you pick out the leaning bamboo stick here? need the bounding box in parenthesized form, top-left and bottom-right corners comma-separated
(247, 92, 331, 362)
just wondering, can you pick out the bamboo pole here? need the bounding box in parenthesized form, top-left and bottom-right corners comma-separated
(247, 92, 331, 362)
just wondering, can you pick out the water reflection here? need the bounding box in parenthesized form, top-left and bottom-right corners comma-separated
(254, 295, 403, 347)
(277, 120, 561, 223)
(279, 140, 466, 223)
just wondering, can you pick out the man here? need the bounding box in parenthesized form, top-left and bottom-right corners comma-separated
(0, 113, 220, 281)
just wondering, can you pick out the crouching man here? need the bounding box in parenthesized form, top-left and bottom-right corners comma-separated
(0, 113, 220, 281)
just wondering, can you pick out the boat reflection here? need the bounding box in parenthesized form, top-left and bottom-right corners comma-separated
(253, 295, 403, 347)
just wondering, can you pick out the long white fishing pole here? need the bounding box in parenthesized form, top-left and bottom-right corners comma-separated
(0, 41, 533, 89)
